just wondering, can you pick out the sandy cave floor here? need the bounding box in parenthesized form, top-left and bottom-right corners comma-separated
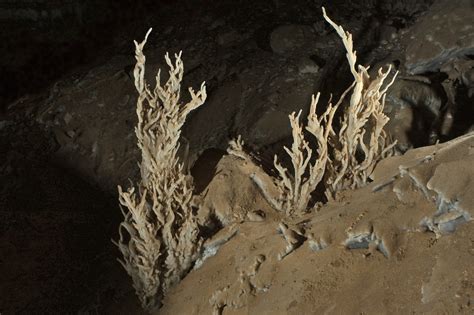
(158, 134, 474, 314)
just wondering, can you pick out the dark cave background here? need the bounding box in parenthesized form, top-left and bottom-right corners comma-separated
(2, 0, 473, 313)
(0, 0, 435, 110)
(0, 0, 168, 110)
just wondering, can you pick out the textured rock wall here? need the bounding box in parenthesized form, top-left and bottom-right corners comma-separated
(0, 0, 157, 109)
(0, 0, 84, 25)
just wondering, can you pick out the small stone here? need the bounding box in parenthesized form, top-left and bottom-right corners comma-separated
(298, 57, 320, 75)
(66, 130, 75, 138)
(91, 141, 99, 158)
(247, 210, 266, 222)
(63, 113, 73, 124)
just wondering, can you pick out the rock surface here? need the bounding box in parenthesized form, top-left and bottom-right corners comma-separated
(158, 132, 474, 315)
(403, 0, 474, 74)
(384, 78, 443, 150)
(269, 24, 316, 55)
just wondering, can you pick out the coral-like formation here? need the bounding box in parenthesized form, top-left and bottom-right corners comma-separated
(231, 7, 397, 217)
(270, 96, 337, 215)
(113, 7, 474, 314)
(113, 29, 207, 311)
(322, 7, 397, 199)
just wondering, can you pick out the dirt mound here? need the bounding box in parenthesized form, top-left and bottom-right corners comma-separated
(160, 133, 474, 314)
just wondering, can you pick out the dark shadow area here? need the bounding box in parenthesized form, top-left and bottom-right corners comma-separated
(191, 148, 226, 194)
(0, 0, 183, 110)
(0, 115, 131, 313)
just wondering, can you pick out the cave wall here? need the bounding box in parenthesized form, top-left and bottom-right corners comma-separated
(0, 0, 85, 24)
(0, 0, 158, 109)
